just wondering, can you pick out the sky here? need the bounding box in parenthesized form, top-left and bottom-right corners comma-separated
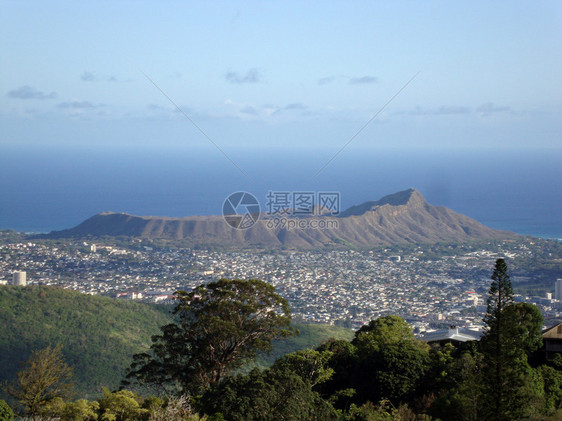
(1, 0, 561, 154)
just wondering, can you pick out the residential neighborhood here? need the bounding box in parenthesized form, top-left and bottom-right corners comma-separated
(1, 235, 560, 334)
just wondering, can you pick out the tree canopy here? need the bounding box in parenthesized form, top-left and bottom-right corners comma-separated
(4, 345, 73, 416)
(126, 279, 294, 394)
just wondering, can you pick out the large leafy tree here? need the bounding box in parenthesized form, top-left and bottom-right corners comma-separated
(502, 302, 543, 354)
(4, 345, 73, 416)
(200, 366, 339, 421)
(351, 316, 430, 404)
(126, 279, 294, 394)
(318, 316, 430, 408)
(271, 349, 335, 387)
(428, 348, 484, 421)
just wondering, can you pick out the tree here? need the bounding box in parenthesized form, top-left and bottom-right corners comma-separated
(503, 302, 543, 354)
(0, 400, 13, 421)
(352, 316, 414, 350)
(483, 258, 514, 349)
(317, 316, 430, 408)
(199, 367, 339, 420)
(271, 349, 334, 387)
(97, 388, 148, 421)
(480, 258, 543, 420)
(428, 350, 483, 421)
(315, 339, 358, 409)
(351, 316, 430, 405)
(126, 279, 294, 394)
(538, 363, 562, 415)
(4, 345, 73, 416)
(61, 399, 99, 421)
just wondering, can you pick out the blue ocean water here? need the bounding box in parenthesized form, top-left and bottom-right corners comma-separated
(1, 144, 560, 239)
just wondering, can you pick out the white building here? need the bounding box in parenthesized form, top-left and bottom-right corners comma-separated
(12, 271, 27, 286)
(555, 279, 562, 301)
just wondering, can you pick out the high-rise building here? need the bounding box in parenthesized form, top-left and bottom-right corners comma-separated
(12, 271, 27, 286)
(555, 279, 562, 301)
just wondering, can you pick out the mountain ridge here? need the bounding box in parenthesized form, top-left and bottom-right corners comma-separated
(41, 188, 518, 247)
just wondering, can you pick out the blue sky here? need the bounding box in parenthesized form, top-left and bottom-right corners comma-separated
(1, 1, 561, 151)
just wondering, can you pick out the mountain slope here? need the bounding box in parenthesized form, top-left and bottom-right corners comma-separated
(0, 286, 353, 399)
(0, 286, 172, 399)
(43, 188, 518, 247)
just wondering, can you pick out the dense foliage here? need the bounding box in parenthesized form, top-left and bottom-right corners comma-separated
(0, 284, 353, 403)
(4, 345, 73, 416)
(200, 365, 339, 420)
(0, 286, 171, 397)
(0, 399, 13, 421)
(126, 279, 295, 394)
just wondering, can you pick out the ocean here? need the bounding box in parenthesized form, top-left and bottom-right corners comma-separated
(1, 144, 560, 239)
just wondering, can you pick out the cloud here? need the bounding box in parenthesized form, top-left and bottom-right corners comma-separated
(57, 101, 104, 109)
(7, 86, 57, 100)
(319, 75, 378, 85)
(477, 102, 510, 116)
(318, 76, 338, 85)
(349, 76, 377, 85)
(148, 103, 167, 111)
(240, 105, 258, 115)
(434, 105, 471, 115)
(284, 103, 307, 111)
(81, 72, 96, 82)
(409, 105, 471, 116)
(81, 72, 125, 82)
(225, 69, 262, 84)
(222, 99, 309, 120)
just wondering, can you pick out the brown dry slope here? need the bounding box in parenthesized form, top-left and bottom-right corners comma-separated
(44, 188, 518, 247)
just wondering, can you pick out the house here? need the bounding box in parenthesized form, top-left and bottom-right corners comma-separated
(542, 322, 562, 360)
(420, 326, 482, 346)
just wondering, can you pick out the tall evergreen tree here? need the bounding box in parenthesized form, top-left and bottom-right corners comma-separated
(482, 258, 514, 408)
(480, 258, 539, 420)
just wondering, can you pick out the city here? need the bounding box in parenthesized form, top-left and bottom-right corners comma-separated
(1, 233, 560, 334)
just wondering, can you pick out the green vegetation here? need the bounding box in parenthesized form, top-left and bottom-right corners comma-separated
(2, 267, 562, 419)
(0, 399, 13, 421)
(255, 322, 354, 369)
(125, 279, 295, 394)
(0, 284, 353, 403)
(4, 345, 73, 416)
(0, 285, 172, 398)
(480, 259, 544, 420)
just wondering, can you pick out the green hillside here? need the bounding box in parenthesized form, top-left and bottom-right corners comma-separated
(255, 323, 354, 369)
(0, 285, 172, 399)
(0, 285, 353, 400)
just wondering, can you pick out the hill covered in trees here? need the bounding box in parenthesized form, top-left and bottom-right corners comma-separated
(0, 286, 172, 398)
(0, 285, 353, 401)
